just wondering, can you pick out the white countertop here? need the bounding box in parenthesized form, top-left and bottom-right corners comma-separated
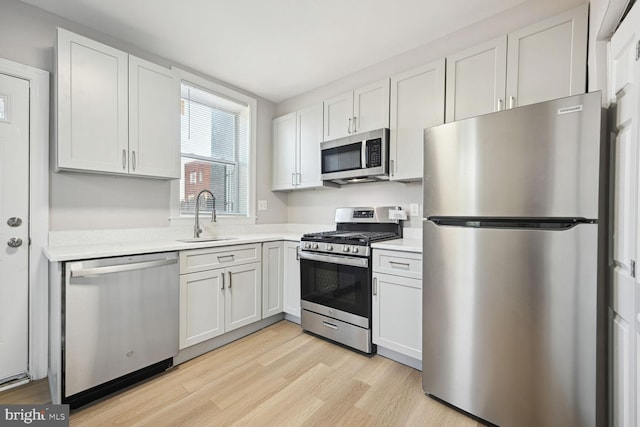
(371, 238, 422, 253)
(45, 225, 423, 261)
(45, 231, 303, 262)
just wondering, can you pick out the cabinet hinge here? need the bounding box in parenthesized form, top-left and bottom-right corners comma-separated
(636, 40, 640, 61)
(631, 259, 636, 278)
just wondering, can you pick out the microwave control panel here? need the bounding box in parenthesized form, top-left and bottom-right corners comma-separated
(366, 138, 382, 168)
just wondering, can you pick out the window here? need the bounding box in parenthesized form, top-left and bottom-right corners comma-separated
(179, 81, 252, 217)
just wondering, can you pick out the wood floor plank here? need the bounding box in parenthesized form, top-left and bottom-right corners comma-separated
(2, 321, 478, 426)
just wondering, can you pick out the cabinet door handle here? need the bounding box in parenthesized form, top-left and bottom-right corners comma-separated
(131, 151, 136, 171)
(296, 172, 301, 185)
(509, 96, 515, 109)
(497, 98, 504, 111)
(122, 149, 127, 170)
(389, 261, 411, 270)
(373, 277, 377, 296)
(221, 272, 225, 290)
(228, 271, 232, 288)
(348, 117, 352, 134)
(353, 116, 358, 133)
(390, 159, 394, 177)
(291, 173, 295, 186)
(296, 246, 300, 261)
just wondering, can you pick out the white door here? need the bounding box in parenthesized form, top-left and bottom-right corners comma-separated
(609, 2, 640, 426)
(0, 73, 29, 383)
(323, 90, 353, 141)
(297, 103, 323, 188)
(505, 4, 587, 108)
(128, 56, 180, 179)
(225, 262, 262, 332)
(389, 59, 445, 181)
(272, 112, 297, 190)
(445, 36, 507, 122)
(353, 79, 390, 134)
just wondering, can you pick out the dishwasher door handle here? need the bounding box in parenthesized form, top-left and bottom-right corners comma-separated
(70, 258, 178, 278)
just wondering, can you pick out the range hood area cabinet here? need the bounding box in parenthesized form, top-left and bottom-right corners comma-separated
(272, 103, 328, 191)
(323, 79, 390, 141)
(445, 3, 587, 122)
(56, 28, 180, 179)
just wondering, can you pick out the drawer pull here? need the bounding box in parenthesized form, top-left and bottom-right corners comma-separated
(217, 254, 235, 262)
(323, 321, 338, 330)
(389, 261, 411, 269)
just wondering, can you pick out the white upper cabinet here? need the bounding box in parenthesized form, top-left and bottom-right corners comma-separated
(323, 79, 390, 140)
(57, 28, 129, 174)
(56, 28, 179, 179)
(128, 56, 180, 178)
(390, 59, 445, 181)
(445, 4, 587, 122)
(506, 5, 587, 109)
(272, 112, 297, 190)
(446, 37, 507, 122)
(296, 103, 324, 189)
(272, 103, 324, 191)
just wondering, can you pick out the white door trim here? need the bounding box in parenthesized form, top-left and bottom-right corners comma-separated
(0, 57, 49, 380)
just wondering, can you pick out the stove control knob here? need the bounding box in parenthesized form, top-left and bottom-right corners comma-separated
(304, 242, 311, 249)
(312, 243, 319, 250)
(351, 246, 359, 254)
(343, 245, 350, 253)
(326, 244, 333, 251)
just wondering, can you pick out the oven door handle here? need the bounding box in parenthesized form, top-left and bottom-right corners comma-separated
(298, 250, 369, 268)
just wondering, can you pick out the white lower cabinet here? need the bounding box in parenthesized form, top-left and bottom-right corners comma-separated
(262, 241, 284, 318)
(179, 244, 262, 349)
(372, 249, 422, 362)
(283, 241, 301, 319)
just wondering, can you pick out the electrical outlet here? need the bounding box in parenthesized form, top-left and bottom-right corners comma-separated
(410, 203, 420, 217)
(258, 200, 268, 211)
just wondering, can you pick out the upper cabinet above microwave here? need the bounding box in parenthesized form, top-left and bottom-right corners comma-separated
(323, 79, 390, 141)
(56, 29, 180, 179)
(445, 4, 587, 122)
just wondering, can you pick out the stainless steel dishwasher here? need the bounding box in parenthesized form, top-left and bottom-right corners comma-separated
(63, 252, 179, 408)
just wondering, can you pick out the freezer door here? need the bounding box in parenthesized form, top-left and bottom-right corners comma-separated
(422, 221, 602, 427)
(423, 92, 602, 218)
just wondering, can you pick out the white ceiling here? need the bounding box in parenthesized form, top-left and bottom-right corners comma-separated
(21, 0, 539, 103)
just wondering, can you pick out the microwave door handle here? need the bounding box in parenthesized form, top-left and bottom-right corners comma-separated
(361, 140, 367, 169)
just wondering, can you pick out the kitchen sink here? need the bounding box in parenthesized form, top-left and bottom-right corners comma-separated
(176, 236, 237, 243)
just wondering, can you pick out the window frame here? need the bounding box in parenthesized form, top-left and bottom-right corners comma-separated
(170, 67, 257, 224)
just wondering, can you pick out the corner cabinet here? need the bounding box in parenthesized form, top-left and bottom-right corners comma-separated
(56, 28, 179, 179)
(372, 249, 422, 362)
(179, 244, 262, 349)
(323, 79, 390, 141)
(445, 4, 587, 122)
(389, 59, 445, 181)
(272, 103, 324, 191)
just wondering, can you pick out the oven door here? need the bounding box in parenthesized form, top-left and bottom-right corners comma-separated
(299, 250, 371, 321)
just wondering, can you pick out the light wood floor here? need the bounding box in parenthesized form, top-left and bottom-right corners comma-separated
(1, 321, 480, 426)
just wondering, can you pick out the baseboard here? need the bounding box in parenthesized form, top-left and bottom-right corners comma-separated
(376, 346, 422, 370)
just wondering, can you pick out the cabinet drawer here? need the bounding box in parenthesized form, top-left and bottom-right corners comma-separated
(180, 244, 261, 274)
(373, 249, 422, 280)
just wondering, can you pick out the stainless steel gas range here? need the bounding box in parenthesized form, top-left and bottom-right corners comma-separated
(299, 207, 403, 353)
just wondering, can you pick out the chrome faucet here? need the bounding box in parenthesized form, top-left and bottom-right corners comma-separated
(194, 189, 216, 238)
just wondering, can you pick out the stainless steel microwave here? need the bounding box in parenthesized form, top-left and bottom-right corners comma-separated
(320, 128, 389, 184)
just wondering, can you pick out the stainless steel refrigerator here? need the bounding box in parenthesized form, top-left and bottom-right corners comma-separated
(422, 92, 606, 427)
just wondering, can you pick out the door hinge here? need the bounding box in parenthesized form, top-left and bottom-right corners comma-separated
(631, 259, 636, 278)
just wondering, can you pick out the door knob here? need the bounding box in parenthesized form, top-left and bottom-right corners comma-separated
(7, 217, 22, 227)
(7, 237, 22, 248)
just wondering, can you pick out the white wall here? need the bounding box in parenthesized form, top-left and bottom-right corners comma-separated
(0, 0, 288, 230)
(277, 0, 585, 225)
